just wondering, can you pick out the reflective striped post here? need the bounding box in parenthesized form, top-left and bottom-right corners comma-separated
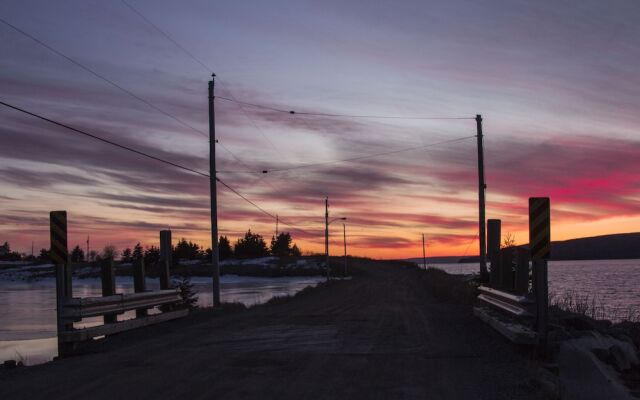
(529, 197, 550, 346)
(50, 211, 72, 356)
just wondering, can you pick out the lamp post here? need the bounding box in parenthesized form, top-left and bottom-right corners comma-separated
(325, 210, 346, 280)
(343, 223, 347, 277)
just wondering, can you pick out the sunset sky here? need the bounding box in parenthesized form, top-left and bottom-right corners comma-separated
(1, 0, 639, 259)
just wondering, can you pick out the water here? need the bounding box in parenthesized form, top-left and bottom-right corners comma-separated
(0, 275, 323, 366)
(420, 259, 640, 320)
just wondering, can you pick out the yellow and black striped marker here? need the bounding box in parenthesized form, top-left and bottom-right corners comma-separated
(50, 211, 68, 265)
(529, 198, 550, 260)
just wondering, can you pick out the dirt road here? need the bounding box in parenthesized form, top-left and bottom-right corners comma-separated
(0, 261, 544, 399)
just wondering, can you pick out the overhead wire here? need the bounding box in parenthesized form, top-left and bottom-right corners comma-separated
(217, 135, 476, 174)
(0, 99, 315, 235)
(0, 16, 209, 139)
(118, 1, 284, 175)
(215, 96, 475, 120)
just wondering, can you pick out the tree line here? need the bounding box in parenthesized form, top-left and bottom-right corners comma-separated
(4, 230, 302, 264)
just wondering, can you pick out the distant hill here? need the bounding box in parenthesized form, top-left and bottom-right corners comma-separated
(549, 232, 640, 261)
(409, 232, 640, 264)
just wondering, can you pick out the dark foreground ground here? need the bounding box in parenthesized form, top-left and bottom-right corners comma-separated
(0, 260, 545, 400)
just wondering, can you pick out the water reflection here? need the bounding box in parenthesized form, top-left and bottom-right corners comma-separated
(0, 275, 322, 365)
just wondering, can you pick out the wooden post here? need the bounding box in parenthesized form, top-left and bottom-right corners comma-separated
(487, 219, 501, 287)
(529, 197, 551, 347)
(476, 114, 488, 282)
(51, 211, 73, 357)
(514, 247, 530, 295)
(101, 257, 117, 324)
(499, 248, 514, 291)
(133, 257, 148, 318)
(159, 230, 172, 290)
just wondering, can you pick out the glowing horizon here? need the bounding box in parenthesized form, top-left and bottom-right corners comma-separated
(1, 1, 639, 259)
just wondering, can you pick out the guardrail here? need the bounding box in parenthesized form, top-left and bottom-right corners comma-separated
(55, 255, 187, 355)
(50, 214, 189, 356)
(473, 197, 550, 346)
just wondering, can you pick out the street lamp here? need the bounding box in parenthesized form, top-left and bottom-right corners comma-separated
(326, 213, 346, 280)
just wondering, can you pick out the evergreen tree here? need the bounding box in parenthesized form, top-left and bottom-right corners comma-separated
(121, 247, 133, 263)
(218, 235, 233, 260)
(233, 230, 269, 258)
(70, 245, 85, 263)
(270, 232, 293, 257)
(174, 238, 201, 260)
(102, 245, 117, 260)
(132, 242, 143, 260)
(144, 245, 160, 266)
(291, 244, 301, 257)
(38, 248, 50, 262)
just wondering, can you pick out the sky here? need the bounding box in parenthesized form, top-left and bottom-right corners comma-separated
(1, 0, 639, 259)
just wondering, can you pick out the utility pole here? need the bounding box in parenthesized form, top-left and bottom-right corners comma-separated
(86, 235, 90, 262)
(343, 223, 347, 276)
(31, 241, 34, 258)
(422, 233, 427, 270)
(476, 114, 488, 282)
(325, 196, 329, 281)
(209, 74, 221, 307)
(276, 214, 279, 237)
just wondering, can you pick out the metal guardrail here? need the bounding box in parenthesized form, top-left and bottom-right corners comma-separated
(62, 290, 181, 319)
(477, 286, 533, 318)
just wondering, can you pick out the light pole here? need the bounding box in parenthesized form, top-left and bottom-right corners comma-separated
(343, 223, 347, 277)
(325, 197, 346, 281)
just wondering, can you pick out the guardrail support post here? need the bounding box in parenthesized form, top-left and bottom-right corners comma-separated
(133, 257, 148, 317)
(51, 211, 74, 357)
(101, 257, 117, 324)
(514, 247, 529, 295)
(487, 219, 501, 287)
(159, 230, 172, 290)
(533, 259, 548, 344)
(529, 197, 550, 348)
(499, 248, 514, 291)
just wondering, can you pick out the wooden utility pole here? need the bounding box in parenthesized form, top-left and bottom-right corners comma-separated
(209, 75, 220, 307)
(276, 214, 279, 237)
(325, 197, 329, 281)
(422, 233, 427, 270)
(476, 114, 488, 281)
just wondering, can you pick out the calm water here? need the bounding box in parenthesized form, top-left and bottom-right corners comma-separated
(421, 259, 640, 320)
(0, 275, 323, 365)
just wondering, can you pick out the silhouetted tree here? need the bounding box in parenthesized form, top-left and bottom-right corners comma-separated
(174, 238, 201, 260)
(270, 232, 302, 257)
(121, 247, 133, 263)
(88, 250, 98, 262)
(70, 245, 85, 263)
(144, 245, 160, 266)
(132, 242, 143, 260)
(102, 245, 117, 260)
(218, 236, 233, 260)
(234, 230, 268, 258)
(38, 248, 50, 262)
(270, 232, 292, 257)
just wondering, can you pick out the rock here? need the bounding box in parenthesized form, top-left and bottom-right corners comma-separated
(611, 345, 633, 371)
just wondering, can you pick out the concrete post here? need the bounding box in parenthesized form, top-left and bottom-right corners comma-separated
(159, 230, 172, 290)
(101, 257, 116, 324)
(487, 219, 501, 287)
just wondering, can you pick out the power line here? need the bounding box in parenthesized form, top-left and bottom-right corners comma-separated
(0, 100, 209, 177)
(0, 99, 316, 235)
(0, 16, 209, 139)
(215, 96, 475, 120)
(217, 135, 476, 174)
(120, 0, 212, 74)
(118, 3, 287, 162)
